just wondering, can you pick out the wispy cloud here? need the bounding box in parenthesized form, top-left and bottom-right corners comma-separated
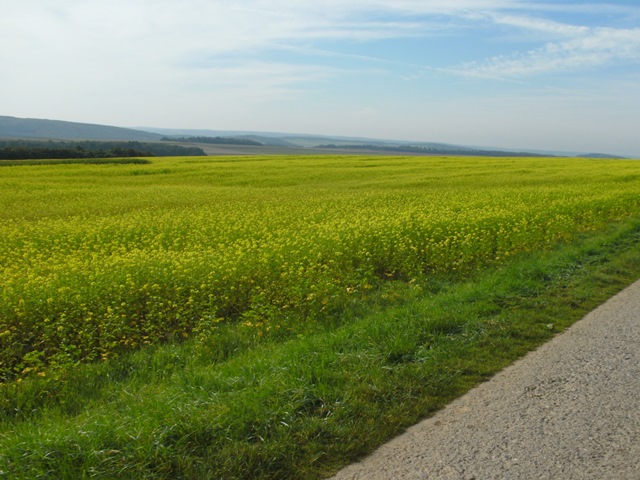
(489, 13, 590, 36)
(177, 61, 339, 97)
(0, 1, 513, 58)
(0, 0, 640, 87)
(447, 25, 640, 79)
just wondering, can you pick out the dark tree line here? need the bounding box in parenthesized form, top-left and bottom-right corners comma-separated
(0, 140, 205, 160)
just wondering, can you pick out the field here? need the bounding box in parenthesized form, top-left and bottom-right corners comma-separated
(2, 155, 640, 478)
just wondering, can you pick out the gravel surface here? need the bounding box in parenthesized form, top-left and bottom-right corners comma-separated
(330, 279, 640, 480)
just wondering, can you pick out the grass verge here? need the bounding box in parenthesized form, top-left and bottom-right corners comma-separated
(1, 219, 640, 479)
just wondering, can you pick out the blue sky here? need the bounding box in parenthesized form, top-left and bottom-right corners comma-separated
(2, 0, 640, 155)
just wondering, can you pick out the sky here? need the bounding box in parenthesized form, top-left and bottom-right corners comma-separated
(2, 1, 640, 156)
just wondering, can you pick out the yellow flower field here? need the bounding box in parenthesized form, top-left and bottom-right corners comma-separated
(1, 155, 639, 381)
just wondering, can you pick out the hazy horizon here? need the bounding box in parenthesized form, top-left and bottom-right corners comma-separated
(2, 1, 640, 157)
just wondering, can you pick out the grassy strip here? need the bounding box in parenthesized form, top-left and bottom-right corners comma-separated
(1, 219, 640, 479)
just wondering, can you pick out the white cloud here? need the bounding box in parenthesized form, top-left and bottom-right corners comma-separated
(0, 0, 512, 57)
(4, 1, 636, 81)
(176, 61, 341, 99)
(489, 13, 590, 36)
(447, 25, 640, 79)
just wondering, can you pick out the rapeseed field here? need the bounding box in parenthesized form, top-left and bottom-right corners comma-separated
(1, 155, 639, 381)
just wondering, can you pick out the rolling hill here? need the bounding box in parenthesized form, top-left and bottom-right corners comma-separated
(0, 116, 162, 142)
(0, 115, 626, 158)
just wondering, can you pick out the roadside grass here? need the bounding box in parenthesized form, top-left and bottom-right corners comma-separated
(2, 218, 640, 479)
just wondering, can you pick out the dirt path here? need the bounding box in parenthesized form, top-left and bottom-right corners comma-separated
(330, 279, 640, 479)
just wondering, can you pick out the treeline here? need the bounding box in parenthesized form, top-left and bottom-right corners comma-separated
(162, 136, 263, 146)
(0, 158, 152, 167)
(0, 140, 205, 160)
(316, 144, 547, 157)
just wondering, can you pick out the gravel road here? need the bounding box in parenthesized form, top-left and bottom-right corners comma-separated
(330, 279, 640, 480)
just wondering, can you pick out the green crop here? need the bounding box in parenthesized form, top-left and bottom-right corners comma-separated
(1, 155, 639, 381)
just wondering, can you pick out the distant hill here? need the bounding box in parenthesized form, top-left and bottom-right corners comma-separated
(581, 153, 626, 159)
(138, 127, 545, 155)
(139, 127, 489, 151)
(2, 116, 628, 158)
(141, 127, 299, 147)
(0, 116, 162, 141)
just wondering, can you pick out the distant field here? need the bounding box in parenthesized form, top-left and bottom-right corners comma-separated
(181, 142, 415, 156)
(184, 142, 326, 156)
(2, 155, 640, 478)
(2, 155, 640, 380)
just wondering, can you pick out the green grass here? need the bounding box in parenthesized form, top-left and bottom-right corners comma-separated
(2, 218, 640, 479)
